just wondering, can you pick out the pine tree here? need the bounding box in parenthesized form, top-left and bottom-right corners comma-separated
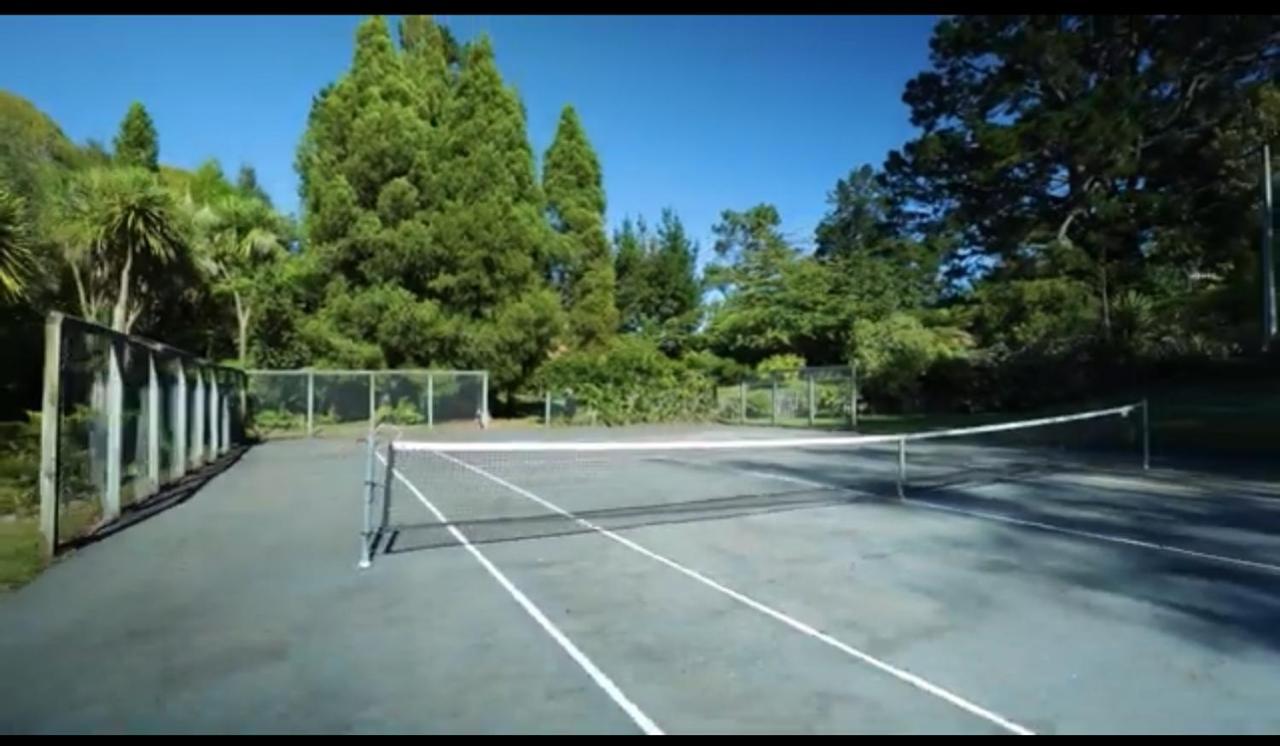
(613, 212, 698, 340)
(295, 15, 440, 366)
(236, 164, 273, 207)
(613, 217, 648, 333)
(543, 105, 617, 348)
(651, 209, 699, 324)
(399, 15, 451, 126)
(398, 15, 452, 218)
(113, 102, 159, 171)
(431, 36, 562, 392)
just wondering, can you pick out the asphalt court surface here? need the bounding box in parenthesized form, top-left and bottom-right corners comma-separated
(4, 425, 1280, 733)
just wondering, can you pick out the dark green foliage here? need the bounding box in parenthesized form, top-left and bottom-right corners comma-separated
(113, 102, 159, 171)
(427, 36, 563, 391)
(0, 185, 33, 301)
(399, 15, 451, 127)
(236, 164, 273, 207)
(543, 105, 617, 348)
(534, 336, 716, 425)
(613, 210, 701, 353)
(705, 204, 848, 364)
(885, 15, 1278, 343)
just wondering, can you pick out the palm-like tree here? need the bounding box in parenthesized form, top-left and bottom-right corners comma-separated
(0, 184, 34, 302)
(194, 194, 287, 365)
(58, 167, 187, 332)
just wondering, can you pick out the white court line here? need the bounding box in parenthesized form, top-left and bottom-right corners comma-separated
(901, 497, 1280, 575)
(379, 454, 663, 736)
(434, 451, 1034, 736)
(733, 467, 1280, 576)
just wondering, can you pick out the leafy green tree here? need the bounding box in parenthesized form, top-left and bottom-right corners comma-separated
(296, 15, 440, 365)
(399, 15, 451, 128)
(705, 205, 830, 363)
(533, 335, 716, 425)
(850, 312, 972, 411)
(194, 194, 289, 364)
(0, 184, 33, 301)
(57, 167, 189, 332)
(613, 210, 701, 352)
(614, 216, 651, 333)
(236, 164, 273, 207)
(431, 36, 563, 395)
(756, 353, 806, 379)
(0, 92, 84, 209)
(543, 105, 617, 348)
(113, 102, 159, 172)
(0, 92, 100, 418)
(648, 210, 701, 352)
(814, 165, 892, 262)
(884, 16, 1278, 343)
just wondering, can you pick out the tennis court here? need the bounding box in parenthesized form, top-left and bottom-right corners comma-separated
(3, 406, 1280, 733)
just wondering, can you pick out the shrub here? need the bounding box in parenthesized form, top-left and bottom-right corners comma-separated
(376, 399, 424, 426)
(254, 408, 305, 432)
(756, 353, 807, 381)
(0, 414, 40, 516)
(534, 337, 716, 426)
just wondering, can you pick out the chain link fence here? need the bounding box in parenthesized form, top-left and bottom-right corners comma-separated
(715, 365, 858, 429)
(537, 385, 718, 427)
(246, 369, 490, 439)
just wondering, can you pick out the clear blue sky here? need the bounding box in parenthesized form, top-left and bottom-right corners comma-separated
(0, 15, 937, 255)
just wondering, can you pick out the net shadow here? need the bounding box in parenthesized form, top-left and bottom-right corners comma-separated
(379, 486, 862, 554)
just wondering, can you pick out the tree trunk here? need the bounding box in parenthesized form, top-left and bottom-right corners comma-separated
(233, 291, 250, 367)
(70, 263, 94, 321)
(111, 245, 134, 333)
(1099, 251, 1112, 341)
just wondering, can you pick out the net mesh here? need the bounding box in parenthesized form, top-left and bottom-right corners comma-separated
(364, 403, 1144, 560)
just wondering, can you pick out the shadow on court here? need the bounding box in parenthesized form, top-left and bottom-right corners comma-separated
(742, 451, 1280, 656)
(380, 487, 867, 553)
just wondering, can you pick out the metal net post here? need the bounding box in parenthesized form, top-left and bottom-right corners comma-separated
(807, 374, 815, 427)
(849, 362, 859, 429)
(359, 432, 377, 569)
(427, 373, 434, 428)
(770, 378, 778, 426)
(896, 437, 907, 499)
(306, 371, 314, 438)
(1141, 398, 1150, 471)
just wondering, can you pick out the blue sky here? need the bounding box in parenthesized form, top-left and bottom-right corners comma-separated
(0, 15, 937, 255)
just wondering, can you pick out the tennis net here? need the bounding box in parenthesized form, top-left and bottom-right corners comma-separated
(359, 402, 1149, 567)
